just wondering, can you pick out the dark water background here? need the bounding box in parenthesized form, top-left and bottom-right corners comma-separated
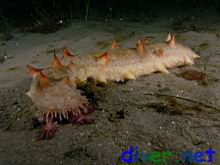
(0, 0, 219, 33)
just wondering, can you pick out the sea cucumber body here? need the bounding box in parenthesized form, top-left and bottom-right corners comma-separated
(68, 42, 198, 83)
(26, 34, 200, 139)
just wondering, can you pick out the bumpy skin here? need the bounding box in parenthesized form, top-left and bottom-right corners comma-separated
(26, 34, 199, 140)
(68, 40, 199, 83)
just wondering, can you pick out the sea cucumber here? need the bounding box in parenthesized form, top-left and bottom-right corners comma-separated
(26, 33, 200, 140)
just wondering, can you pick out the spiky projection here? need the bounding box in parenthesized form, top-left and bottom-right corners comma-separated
(111, 39, 119, 49)
(26, 33, 200, 140)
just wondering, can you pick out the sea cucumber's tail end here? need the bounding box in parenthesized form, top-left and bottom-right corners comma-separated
(185, 52, 200, 65)
(193, 53, 200, 59)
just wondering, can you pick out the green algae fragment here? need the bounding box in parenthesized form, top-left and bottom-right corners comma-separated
(7, 66, 20, 71)
(193, 42, 209, 53)
(198, 43, 209, 50)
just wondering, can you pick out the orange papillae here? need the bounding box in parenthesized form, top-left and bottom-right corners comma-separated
(26, 65, 51, 90)
(111, 39, 119, 49)
(165, 32, 172, 42)
(26, 64, 43, 77)
(63, 48, 75, 58)
(52, 53, 63, 70)
(99, 52, 109, 65)
(136, 39, 145, 55)
(167, 35, 176, 47)
(154, 48, 166, 57)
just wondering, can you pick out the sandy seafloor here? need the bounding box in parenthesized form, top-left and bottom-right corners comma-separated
(0, 13, 220, 165)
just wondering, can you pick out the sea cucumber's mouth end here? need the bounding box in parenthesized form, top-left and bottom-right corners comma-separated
(35, 99, 94, 124)
(34, 103, 95, 140)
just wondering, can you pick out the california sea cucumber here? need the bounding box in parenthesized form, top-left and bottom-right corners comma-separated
(26, 33, 200, 140)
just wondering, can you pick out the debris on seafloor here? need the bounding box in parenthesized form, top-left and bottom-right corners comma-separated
(148, 97, 204, 115)
(192, 42, 209, 53)
(178, 70, 205, 81)
(108, 109, 125, 122)
(177, 69, 218, 86)
(145, 93, 219, 116)
(6, 66, 20, 71)
(0, 52, 7, 63)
